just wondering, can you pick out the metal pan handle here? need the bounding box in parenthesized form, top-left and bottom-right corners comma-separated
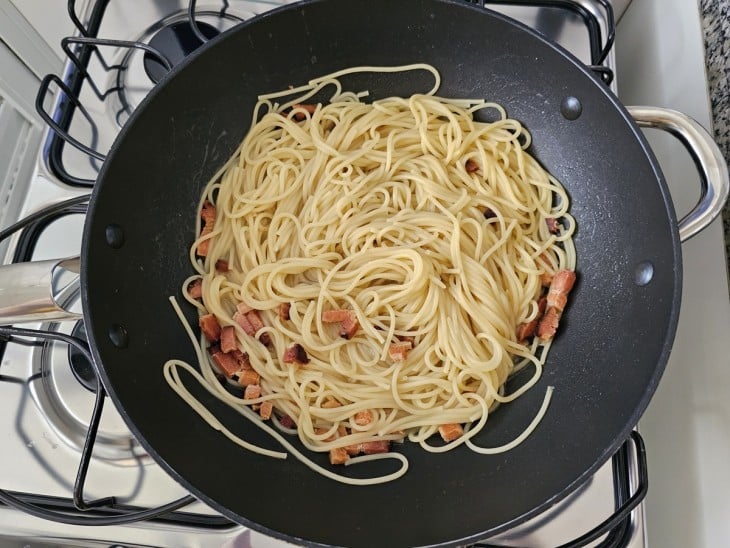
(0, 256, 81, 325)
(627, 106, 729, 243)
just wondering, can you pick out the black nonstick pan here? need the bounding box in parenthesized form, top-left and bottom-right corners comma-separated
(3, 0, 728, 546)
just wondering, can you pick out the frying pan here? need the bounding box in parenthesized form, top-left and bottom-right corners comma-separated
(1, 0, 727, 546)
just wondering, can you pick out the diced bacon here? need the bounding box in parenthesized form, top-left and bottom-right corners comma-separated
(546, 270, 577, 312)
(233, 311, 257, 336)
(517, 320, 538, 342)
(537, 271, 576, 341)
(244, 384, 261, 400)
(199, 314, 221, 342)
(322, 309, 359, 339)
(345, 440, 391, 456)
(246, 311, 270, 345)
(388, 341, 413, 361)
(282, 343, 310, 365)
(329, 447, 349, 465)
(465, 159, 480, 173)
(187, 279, 203, 299)
(210, 348, 240, 378)
(345, 443, 361, 456)
(546, 218, 561, 234)
(537, 307, 560, 341)
(230, 349, 251, 370)
(197, 239, 211, 257)
(438, 423, 464, 443)
(361, 440, 390, 455)
(259, 401, 274, 420)
(279, 302, 291, 321)
(237, 368, 260, 387)
(354, 410, 372, 426)
(322, 310, 353, 323)
(220, 326, 237, 353)
(540, 271, 554, 287)
(201, 200, 216, 223)
(322, 399, 341, 409)
(292, 103, 317, 121)
(517, 297, 549, 342)
(215, 259, 229, 272)
(236, 302, 254, 315)
(279, 415, 296, 429)
(197, 201, 217, 257)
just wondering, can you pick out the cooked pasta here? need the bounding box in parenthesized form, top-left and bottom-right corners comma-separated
(164, 64, 576, 485)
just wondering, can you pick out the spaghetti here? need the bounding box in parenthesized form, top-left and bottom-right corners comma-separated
(164, 64, 576, 485)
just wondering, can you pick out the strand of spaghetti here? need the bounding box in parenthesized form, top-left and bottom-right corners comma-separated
(466, 386, 555, 455)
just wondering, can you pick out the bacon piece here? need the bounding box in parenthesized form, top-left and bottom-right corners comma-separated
(483, 208, 497, 220)
(329, 447, 349, 465)
(546, 270, 576, 312)
(282, 343, 310, 365)
(465, 159, 480, 173)
(345, 442, 361, 456)
(517, 297, 548, 342)
(388, 341, 413, 361)
(322, 310, 353, 323)
(187, 279, 203, 299)
(538, 270, 577, 341)
(259, 401, 274, 420)
(197, 201, 216, 257)
(546, 218, 561, 234)
(238, 368, 261, 387)
(279, 415, 296, 429)
(246, 311, 270, 345)
(537, 307, 560, 341)
(215, 259, 229, 272)
(517, 321, 537, 342)
(244, 384, 261, 400)
(322, 309, 359, 339)
(199, 314, 221, 342)
(279, 302, 291, 321)
(233, 311, 256, 336)
(220, 326, 237, 353)
(210, 348, 240, 378)
(354, 410, 372, 426)
(361, 440, 390, 455)
(230, 349, 251, 370)
(322, 399, 341, 409)
(438, 423, 464, 443)
(292, 103, 317, 121)
(236, 302, 254, 315)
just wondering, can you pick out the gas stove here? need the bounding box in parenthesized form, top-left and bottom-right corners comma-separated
(0, 0, 716, 546)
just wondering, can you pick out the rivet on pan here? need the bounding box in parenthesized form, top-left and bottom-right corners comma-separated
(105, 224, 125, 249)
(634, 261, 654, 286)
(560, 96, 583, 120)
(310, 55, 317, 64)
(108, 324, 129, 348)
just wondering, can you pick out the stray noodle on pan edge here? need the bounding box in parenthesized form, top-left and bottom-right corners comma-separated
(163, 64, 577, 485)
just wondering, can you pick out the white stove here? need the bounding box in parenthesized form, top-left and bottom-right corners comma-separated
(0, 1, 726, 546)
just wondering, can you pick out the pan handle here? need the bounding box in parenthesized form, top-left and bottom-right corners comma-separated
(0, 256, 82, 325)
(627, 106, 729, 243)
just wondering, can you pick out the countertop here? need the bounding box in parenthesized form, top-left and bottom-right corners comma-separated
(700, 0, 730, 269)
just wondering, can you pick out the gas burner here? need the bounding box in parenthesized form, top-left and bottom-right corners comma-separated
(109, 10, 243, 126)
(29, 283, 148, 464)
(144, 20, 220, 83)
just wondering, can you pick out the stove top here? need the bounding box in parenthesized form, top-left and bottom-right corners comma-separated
(0, 2, 649, 546)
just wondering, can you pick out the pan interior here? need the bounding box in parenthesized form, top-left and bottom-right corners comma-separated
(81, 0, 680, 546)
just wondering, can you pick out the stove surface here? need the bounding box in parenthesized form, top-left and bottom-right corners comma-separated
(0, 2, 649, 547)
